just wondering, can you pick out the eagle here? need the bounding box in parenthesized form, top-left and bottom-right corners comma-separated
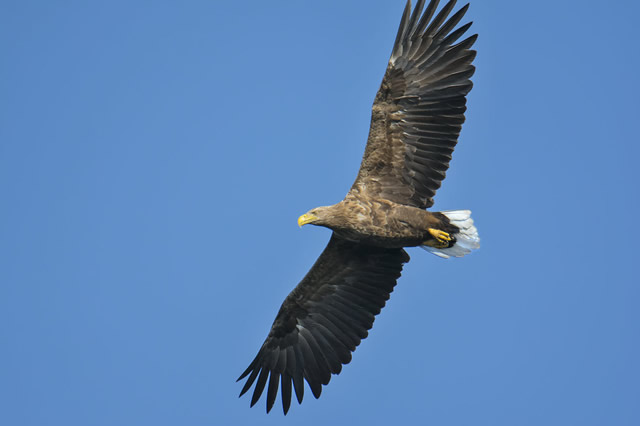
(238, 0, 479, 414)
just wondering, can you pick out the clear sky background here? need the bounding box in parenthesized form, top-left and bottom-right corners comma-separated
(2, 1, 639, 425)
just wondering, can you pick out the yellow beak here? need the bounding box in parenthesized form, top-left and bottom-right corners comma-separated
(298, 213, 318, 227)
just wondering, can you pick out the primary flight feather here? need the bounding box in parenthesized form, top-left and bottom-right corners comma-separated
(238, 0, 479, 413)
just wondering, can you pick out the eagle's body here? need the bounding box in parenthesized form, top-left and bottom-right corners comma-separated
(238, 0, 480, 414)
(305, 195, 454, 248)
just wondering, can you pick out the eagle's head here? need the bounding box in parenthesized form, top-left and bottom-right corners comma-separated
(297, 206, 334, 227)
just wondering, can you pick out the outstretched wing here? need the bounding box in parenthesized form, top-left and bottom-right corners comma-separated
(351, 0, 477, 209)
(237, 234, 409, 414)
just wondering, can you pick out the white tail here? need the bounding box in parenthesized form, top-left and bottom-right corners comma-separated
(421, 210, 480, 259)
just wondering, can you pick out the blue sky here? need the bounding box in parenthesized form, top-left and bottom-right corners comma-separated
(1, 1, 639, 425)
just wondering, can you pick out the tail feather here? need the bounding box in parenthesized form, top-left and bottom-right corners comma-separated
(422, 210, 479, 259)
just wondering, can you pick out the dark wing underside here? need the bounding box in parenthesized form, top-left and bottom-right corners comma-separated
(237, 234, 409, 414)
(351, 0, 477, 209)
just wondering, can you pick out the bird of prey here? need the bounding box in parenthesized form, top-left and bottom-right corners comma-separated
(238, 0, 479, 414)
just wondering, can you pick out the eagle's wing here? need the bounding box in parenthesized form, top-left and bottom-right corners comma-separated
(350, 0, 477, 209)
(237, 234, 409, 414)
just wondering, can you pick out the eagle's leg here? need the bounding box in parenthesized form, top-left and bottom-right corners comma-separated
(425, 228, 452, 248)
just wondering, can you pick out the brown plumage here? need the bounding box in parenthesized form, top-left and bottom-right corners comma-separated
(238, 0, 480, 414)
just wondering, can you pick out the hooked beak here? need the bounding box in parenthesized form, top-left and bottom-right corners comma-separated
(298, 213, 318, 227)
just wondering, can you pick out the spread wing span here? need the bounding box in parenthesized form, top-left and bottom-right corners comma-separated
(238, 0, 477, 415)
(351, 0, 477, 209)
(237, 234, 409, 414)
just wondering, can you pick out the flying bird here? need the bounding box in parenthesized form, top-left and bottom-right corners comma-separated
(238, 0, 479, 414)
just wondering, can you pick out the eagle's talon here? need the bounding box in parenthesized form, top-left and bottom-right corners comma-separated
(428, 228, 452, 248)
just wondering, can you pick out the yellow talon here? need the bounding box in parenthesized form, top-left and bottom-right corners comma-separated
(426, 228, 452, 248)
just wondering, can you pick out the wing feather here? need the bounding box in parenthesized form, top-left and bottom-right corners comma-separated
(237, 234, 409, 414)
(281, 373, 292, 414)
(351, 0, 477, 209)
